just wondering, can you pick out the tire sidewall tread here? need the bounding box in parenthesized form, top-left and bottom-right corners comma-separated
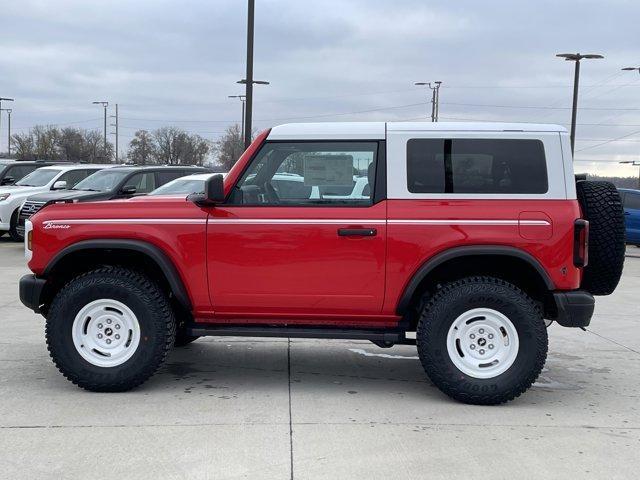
(46, 266, 176, 392)
(417, 276, 548, 405)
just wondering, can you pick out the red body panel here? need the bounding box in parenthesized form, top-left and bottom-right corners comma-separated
(28, 132, 584, 329)
(28, 198, 211, 312)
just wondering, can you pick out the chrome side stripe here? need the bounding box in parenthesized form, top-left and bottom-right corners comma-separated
(388, 219, 550, 226)
(43, 218, 550, 226)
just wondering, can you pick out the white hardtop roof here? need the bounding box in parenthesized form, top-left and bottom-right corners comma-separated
(268, 122, 567, 140)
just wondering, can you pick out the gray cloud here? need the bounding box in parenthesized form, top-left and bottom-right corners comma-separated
(1, 0, 638, 174)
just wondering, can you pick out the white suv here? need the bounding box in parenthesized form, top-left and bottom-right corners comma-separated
(0, 164, 110, 241)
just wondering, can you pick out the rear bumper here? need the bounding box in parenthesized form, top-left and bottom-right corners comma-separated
(19, 274, 46, 313)
(552, 290, 595, 328)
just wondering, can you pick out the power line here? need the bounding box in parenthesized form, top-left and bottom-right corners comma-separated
(575, 128, 640, 153)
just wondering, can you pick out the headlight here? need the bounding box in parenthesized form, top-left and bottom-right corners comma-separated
(0, 193, 10, 202)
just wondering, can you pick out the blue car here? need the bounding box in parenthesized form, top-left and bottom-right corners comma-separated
(619, 188, 640, 245)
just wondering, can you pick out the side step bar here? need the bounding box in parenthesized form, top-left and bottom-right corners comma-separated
(187, 325, 412, 348)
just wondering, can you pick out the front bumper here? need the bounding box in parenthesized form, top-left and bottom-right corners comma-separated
(552, 290, 595, 328)
(19, 274, 47, 313)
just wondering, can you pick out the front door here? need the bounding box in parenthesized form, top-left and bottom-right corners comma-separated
(206, 140, 386, 323)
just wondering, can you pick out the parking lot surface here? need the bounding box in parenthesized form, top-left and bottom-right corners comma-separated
(1, 237, 639, 479)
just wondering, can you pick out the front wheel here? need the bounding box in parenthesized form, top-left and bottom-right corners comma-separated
(417, 276, 547, 405)
(8, 209, 23, 242)
(46, 267, 176, 391)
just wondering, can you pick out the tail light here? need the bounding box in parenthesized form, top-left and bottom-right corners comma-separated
(573, 219, 589, 267)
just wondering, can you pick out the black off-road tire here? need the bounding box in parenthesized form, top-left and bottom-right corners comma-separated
(576, 181, 625, 295)
(417, 276, 548, 405)
(46, 266, 176, 392)
(8, 209, 23, 242)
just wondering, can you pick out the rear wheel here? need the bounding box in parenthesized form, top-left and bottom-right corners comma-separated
(417, 276, 547, 405)
(46, 266, 176, 391)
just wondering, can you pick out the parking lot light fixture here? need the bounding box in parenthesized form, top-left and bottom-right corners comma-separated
(556, 53, 604, 155)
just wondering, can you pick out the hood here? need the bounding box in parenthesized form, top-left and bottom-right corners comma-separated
(0, 185, 49, 197)
(26, 189, 112, 203)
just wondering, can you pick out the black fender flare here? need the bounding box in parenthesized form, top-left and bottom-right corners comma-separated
(43, 239, 192, 311)
(395, 245, 555, 315)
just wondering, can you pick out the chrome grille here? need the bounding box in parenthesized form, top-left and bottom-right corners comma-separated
(19, 200, 47, 219)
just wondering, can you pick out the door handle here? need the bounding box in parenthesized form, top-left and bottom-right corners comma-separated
(337, 228, 377, 237)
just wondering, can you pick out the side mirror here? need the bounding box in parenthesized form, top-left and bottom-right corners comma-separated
(52, 180, 67, 190)
(189, 174, 225, 206)
(1, 176, 15, 186)
(121, 185, 137, 195)
(205, 174, 225, 203)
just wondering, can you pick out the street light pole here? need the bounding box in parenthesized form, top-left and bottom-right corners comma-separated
(556, 53, 604, 155)
(5, 109, 11, 156)
(92, 101, 109, 160)
(239, 0, 270, 149)
(0, 97, 14, 155)
(414, 82, 442, 122)
(228, 95, 246, 134)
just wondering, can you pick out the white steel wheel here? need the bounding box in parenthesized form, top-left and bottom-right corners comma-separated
(446, 308, 519, 379)
(71, 299, 141, 368)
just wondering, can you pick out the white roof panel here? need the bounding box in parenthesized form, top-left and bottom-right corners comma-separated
(268, 121, 567, 139)
(268, 122, 386, 140)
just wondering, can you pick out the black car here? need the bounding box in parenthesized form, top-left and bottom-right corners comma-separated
(18, 165, 212, 232)
(0, 160, 58, 186)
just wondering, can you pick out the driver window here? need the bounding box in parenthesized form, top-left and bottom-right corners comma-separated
(231, 142, 378, 206)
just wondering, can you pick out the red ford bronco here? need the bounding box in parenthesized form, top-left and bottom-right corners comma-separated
(19, 122, 625, 404)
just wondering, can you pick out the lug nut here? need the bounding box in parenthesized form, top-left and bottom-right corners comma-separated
(107, 319, 112, 324)
(479, 349, 485, 355)
(97, 333, 103, 339)
(470, 334, 476, 339)
(106, 339, 112, 344)
(489, 344, 494, 350)
(115, 324, 120, 330)
(488, 333, 494, 339)
(115, 334, 120, 340)
(97, 323, 103, 329)
(479, 328, 485, 334)
(470, 344, 476, 350)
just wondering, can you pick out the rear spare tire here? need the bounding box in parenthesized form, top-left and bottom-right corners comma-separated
(576, 181, 625, 295)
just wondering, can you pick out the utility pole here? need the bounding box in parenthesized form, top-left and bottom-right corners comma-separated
(414, 82, 442, 122)
(238, 0, 269, 149)
(92, 101, 109, 159)
(228, 95, 246, 135)
(5, 109, 11, 157)
(110, 104, 119, 163)
(0, 97, 14, 155)
(556, 53, 603, 155)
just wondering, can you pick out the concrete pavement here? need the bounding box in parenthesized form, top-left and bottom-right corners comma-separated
(1, 237, 638, 479)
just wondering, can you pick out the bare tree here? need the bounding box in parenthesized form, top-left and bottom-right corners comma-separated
(32, 125, 59, 160)
(58, 128, 85, 161)
(215, 124, 245, 170)
(11, 132, 36, 160)
(127, 130, 156, 165)
(154, 127, 180, 165)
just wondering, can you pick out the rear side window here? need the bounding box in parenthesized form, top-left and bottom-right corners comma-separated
(157, 170, 188, 185)
(407, 139, 548, 194)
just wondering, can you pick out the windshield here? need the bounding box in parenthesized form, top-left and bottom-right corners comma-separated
(150, 178, 206, 196)
(73, 170, 131, 192)
(15, 168, 61, 187)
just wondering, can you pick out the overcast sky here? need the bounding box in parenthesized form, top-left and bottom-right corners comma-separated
(1, 0, 638, 174)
